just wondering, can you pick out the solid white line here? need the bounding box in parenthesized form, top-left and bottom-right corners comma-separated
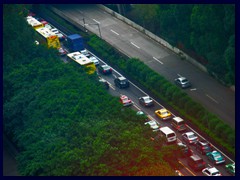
(92, 19, 100, 24)
(206, 94, 219, 104)
(110, 29, 119, 36)
(153, 57, 163, 64)
(131, 42, 140, 49)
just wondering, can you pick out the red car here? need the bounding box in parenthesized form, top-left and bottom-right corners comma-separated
(120, 95, 133, 107)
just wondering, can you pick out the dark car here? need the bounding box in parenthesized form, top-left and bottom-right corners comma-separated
(114, 76, 129, 88)
(98, 65, 112, 75)
(195, 140, 213, 155)
(139, 96, 154, 107)
(175, 77, 191, 88)
(177, 142, 193, 157)
(187, 154, 206, 171)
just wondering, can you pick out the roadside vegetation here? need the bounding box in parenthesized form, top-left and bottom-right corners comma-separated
(3, 4, 181, 176)
(107, 4, 235, 86)
(37, 4, 235, 157)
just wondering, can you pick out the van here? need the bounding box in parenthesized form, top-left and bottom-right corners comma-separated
(159, 126, 177, 143)
(171, 117, 187, 131)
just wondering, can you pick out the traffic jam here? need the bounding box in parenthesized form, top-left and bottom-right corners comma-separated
(29, 12, 235, 176)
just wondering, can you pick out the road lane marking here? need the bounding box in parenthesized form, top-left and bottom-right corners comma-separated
(93, 19, 100, 24)
(130, 42, 140, 49)
(206, 94, 219, 104)
(178, 161, 196, 176)
(153, 57, 163, 64)
(190, 88, 197, 91)
(177, 74, 182, 77)
(110, 29, 119, 36)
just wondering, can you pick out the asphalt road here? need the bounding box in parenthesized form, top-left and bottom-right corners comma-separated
(54, 4, 235, 129)
(84, 53, 234, 176)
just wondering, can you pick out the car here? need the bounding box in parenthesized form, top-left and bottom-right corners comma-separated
(45, 24, 52, 30)
(195, 140, 213, 155)
(182, 132, 198, 145)
(138, 96, 154, 107)
(175, 77, 191, 88)
(119, 95, 133, 107)
(51, 28, 59, 34)
(155, 108, 172, 120)
(40, 20, 48, 25)
(80, 49, 91, 58)
(98, 77, 109, 89)
(89, 56, 100, 66)
(177, 142, 193, 157)
(187, 154, 206, 171)
(206, 151, 225, 165)
(58, 47, 67, 56)
(202, 167, 222, 176)
(171, 116, 187, 131)
(98, 65, 112, 75)
(144, 120, 160, 131)
(114, 76, 129, 88)
(55, 33, 65, 41)
(225, 163, 235, 175)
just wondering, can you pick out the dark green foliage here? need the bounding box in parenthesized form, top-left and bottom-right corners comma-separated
(125, 4, 235, 85)
(4, 4, 178, 176)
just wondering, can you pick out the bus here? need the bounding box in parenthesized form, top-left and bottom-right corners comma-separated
(26, 16, 60, 49)
(35, 27, 61, 49)
(67, 52, 96, 74)
(26, 16, 44, 29)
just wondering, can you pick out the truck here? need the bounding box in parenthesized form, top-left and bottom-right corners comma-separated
(66, 34, 84, 52)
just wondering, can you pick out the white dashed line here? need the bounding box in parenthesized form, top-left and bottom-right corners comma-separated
(92, 19, 100, 24)
(130, 42, 140, 49)
(206, 94, 219, 104)
(153, 57, 163, 64)
(190, 88, 197, 91)
(110, 29, 119, 36)
(177, 74, 182, 77)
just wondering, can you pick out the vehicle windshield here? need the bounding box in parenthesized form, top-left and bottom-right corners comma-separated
(212, 172, 220, 176)
(188, 134, 196, 138)
(182, 79, 188, 83)
(120, 80, 127, 84)
(167, 133, 175, 138)
(122, 97, 129, 103)
(161, 111, 169, 116)
(214, 155, 222, 159)
(178, 121, 185, 125)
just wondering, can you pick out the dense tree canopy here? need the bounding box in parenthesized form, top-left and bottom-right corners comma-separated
(123, 4, 235, 85)
(3, 4, 178, 176)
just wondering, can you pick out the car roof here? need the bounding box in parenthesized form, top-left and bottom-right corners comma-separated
(159, 108, 168, 112)
(190, 154, 202, 161)
(208, 167, 219, 173)
(101, 64, 110, 68)
(118, 76, 126, 80)
(173, 116, 184, 122)
(198, 140, 209, 145)
(178, 77, 187, 81)
(185, 132, 194, 136)
(142, 96, 150, 100)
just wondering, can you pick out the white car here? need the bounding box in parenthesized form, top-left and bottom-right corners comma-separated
(144, 120, 159, 131)
(80, 49, 90, 58)
(202, 167, 222, 176)
(45, 24, 52, 30)
(182, 132, 199, 145)
(89, 56, 100, 66)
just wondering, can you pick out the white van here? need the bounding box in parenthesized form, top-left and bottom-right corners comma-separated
(159, 126, 177, 143)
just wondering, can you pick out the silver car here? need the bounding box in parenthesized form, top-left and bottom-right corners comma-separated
(175, 77, 191, 88)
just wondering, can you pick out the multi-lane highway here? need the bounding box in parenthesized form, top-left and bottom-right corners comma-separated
(70, 50, 234, 176)
(53, 4, 235, 129)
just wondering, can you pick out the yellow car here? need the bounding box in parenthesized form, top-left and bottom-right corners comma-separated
(155, 108, 172, 120)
